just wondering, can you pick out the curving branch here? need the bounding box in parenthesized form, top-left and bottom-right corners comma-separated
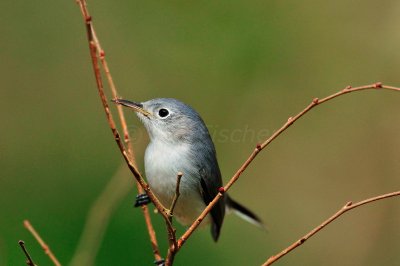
(262, 190, 400, 265)
(74, 1, 400, 265)
(165, 172, 183, 266)
(76, 0, 170, 261)
(177, 83, 400, 249)
(23, 220, 61, 266)
(18, 240, 36, 266)
(169, 172, 183, 217)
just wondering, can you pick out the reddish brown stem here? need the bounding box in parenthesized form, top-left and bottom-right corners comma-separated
(263, 191, 400, 265)
(18, 240, 36, 266)
(177, 83, 400, 249)
(75, 2, 400, 264)
(23, 220, 61, 266)
(165, 172, 183, 266)
(76, 0, 169, 261)
(88, 38, 175, 242)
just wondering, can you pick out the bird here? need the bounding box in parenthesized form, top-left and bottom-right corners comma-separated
(114, 97, 263, 241)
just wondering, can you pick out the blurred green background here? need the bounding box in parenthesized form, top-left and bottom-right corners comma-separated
(1, 1, 400, 265)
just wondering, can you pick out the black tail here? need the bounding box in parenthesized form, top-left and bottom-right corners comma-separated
(226, 196, 264, 228)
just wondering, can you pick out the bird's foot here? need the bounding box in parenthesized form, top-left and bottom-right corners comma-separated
(134, 193, 151, 207)
(154, 258, 165, 266)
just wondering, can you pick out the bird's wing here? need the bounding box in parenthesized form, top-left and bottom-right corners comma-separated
(199, 167, 225, 242)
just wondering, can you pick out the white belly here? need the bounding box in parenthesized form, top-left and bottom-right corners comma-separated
(145, 141, 210, 226)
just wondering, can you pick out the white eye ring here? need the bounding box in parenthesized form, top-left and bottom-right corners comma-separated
(158, 108, 170, 118)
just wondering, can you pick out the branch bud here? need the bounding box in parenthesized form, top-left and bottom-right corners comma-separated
(373, 82, 382, 88)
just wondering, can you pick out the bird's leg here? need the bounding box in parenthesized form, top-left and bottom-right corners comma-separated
(134, 193, 151, 207)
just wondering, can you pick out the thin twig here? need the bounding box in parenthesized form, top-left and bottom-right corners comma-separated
(262, 190, 400, 265)
(90, 37, 174, 250)
(23, 220, 61, 266)
(74, 1, 400, 263)
(165, 222, 178, 266)
(93, 25, 136, 162)
(18, 240, 36, 266)
(79, 1, 162, 259)
(165, 172, 183, 266)
(177, 83, 400, 248)
(169, 172, 183, 217)
(165, 241, 177, 266)
(89, 38, 174, 232)
(75, 0, 171, 260)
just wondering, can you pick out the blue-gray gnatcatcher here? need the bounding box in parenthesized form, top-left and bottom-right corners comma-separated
(114, 98, 262, 241)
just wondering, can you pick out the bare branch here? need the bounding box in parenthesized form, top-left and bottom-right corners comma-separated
(23, 220, 61, 266)
(75, 0, 169, 260)
(165, 223, 178, 266)
(169, 172, 183, 217)
(165, 172, 183, 266)
(18, 240, 36, 266)
(75, 2, 400, 264)
(88, 7, 163, 261)
(178, 83, 400, 248)
(76, 0, 165, 218)
(262, 190, 400, 265)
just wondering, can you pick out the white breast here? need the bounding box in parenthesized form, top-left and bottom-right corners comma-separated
(144, 140, 210, 226)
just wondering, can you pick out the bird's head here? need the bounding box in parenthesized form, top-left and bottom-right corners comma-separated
(113, 98, 208, 143)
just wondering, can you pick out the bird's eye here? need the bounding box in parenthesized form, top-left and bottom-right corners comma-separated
(158, 108, 169, 118)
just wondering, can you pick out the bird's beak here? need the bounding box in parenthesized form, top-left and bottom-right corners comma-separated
(112, 98, 151, 117)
